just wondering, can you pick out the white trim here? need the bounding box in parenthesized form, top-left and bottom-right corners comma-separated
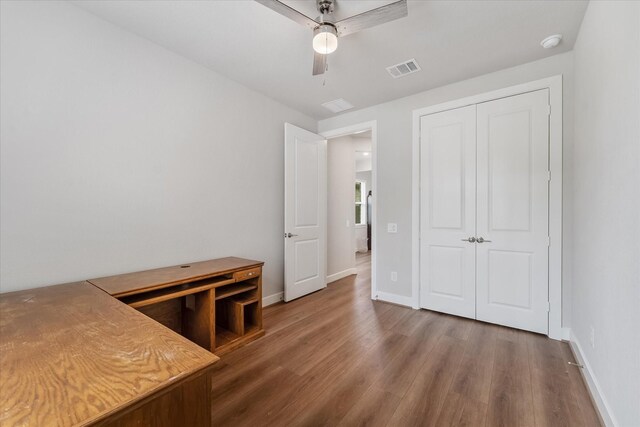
(320, 121, 378, 302)
(326, 268, 358, 284)
(562, 327, 571, 341)
(569, 331, 617, 427)
(375, 291, 415, 308)
(263, 292, 284, 307)
(412, 75, 564, 339)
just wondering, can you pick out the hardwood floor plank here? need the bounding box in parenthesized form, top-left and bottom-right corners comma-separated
(261, 328, 386, 426)
(450, 321, 498, 403)
(388, 334, 467, 426)
(435, 391, 488, 427)
(280, 331, 409, 426)
(486, 338, 535, 427)
(209, 252, 599, 427)
(374, 311, 448, 397)
(530, 366, 584, 427)
(337, 385, 401, 427)
(441, 314, 474, 341)
(211, 365, 301, 426)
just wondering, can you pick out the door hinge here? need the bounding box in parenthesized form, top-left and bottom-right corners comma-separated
(546, 105, 551, 116)
(547, 236, 551, 246)
(546, 302, 551, 312)
(547, 171, 551, 181)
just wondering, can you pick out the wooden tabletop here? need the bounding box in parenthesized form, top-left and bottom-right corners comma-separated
(89, 256, 264, 297)
(0, 281, 219, 427)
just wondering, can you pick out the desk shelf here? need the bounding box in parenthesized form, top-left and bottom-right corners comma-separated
(121, 276, 235, 308)
(214, 283, 257, 301)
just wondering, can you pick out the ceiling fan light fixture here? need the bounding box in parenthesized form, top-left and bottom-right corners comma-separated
(313, 24, 338, 54)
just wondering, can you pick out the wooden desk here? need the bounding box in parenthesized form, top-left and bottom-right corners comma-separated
(0, 281, 218, 427)
(89, 257, 265, 355)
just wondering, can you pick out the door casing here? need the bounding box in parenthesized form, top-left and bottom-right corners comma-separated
(412, 75, 564, 340)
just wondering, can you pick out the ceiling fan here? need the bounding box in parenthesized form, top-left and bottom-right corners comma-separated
(255, 0, 408, 75)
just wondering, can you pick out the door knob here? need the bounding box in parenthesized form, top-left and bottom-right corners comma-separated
(461, 237, 476, 243)
(285, 232, 299, 238)
(477, 237, 492, 243)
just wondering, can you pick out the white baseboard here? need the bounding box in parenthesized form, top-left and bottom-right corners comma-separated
(375, 291, 415, 308)
(262, 292, 283, 307)
(569, 331, 617, 427)
(326, 268, 357, 284)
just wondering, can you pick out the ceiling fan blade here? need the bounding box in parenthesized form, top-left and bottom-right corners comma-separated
(334, 0, 407, 37)
(254, 0, 319, 30)
(313, 51, 326, 75)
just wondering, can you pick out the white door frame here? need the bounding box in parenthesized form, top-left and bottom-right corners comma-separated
(320, 121, 378, 301)
(412, 75, 564, 340)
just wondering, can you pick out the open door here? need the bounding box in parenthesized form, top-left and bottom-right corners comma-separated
(284, 123, 327, 302)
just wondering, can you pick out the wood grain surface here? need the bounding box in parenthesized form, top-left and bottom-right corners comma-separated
(0, 281, 218, 427)
(210, 252, 602, 426)
(89, 257, 264, 297)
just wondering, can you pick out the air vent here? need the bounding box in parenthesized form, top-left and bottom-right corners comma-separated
(321, 98, 354, 114)
(386, 58, 421, 79)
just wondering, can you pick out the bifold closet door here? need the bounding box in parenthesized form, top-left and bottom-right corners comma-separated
(475, 89, 550, 334)
(419, 105, 477, 319)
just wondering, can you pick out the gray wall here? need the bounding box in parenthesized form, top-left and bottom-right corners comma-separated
(327, 136, 356, 278)
(571, 1, 640, 425)
(0, 1, 316, 297)
(318, 52, 575, 324)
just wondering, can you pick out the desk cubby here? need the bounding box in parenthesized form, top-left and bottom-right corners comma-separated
(214, 278, 262, 352)
(89, 257, 266, 356)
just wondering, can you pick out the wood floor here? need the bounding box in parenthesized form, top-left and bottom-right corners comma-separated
(210, 252, 601, 426)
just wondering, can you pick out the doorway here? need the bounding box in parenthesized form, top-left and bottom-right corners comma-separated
(321, 122, 377, 299)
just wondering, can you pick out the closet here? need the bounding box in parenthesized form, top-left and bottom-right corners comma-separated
(419, 89, 550, 334)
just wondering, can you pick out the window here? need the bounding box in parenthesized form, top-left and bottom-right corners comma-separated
(355, 181, 367, 225)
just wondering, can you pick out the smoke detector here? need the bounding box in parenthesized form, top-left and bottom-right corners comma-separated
(541, 34, 562, 49)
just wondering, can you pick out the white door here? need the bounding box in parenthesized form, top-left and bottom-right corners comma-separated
(475, 89, 550, 334)
(284, 123, 327, 302)
(419, 105, 477, 319)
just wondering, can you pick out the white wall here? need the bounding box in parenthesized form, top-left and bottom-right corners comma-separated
(318, 52, 575, 323)
(0, 1, 316, 298)
(327, 136, 356, 278)
(571, 2, 640, 425)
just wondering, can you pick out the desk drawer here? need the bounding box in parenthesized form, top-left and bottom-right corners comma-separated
(234, 267, 261, 282)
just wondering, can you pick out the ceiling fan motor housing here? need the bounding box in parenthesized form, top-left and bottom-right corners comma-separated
(317, 0, 334, 15)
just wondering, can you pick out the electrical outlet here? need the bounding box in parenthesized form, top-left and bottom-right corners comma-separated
(590, 326, 595, 348)
(387, 223, 398, 233)
(391, 271, 398, 282)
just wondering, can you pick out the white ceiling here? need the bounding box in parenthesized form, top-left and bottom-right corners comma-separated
(71, 0, 588, 119)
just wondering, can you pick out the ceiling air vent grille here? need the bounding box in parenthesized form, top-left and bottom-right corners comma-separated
(386, 58, 421, 79)
(321, 98, 354, 114)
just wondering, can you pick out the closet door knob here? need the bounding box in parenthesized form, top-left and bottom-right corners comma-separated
(461, 237, 476, 243)
(477, 237, 492, 243)
(285, 233, 299, 238)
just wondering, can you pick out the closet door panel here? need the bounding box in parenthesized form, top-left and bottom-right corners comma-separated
(475, 89, 549, 334)
(419, 105, 476, 319)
